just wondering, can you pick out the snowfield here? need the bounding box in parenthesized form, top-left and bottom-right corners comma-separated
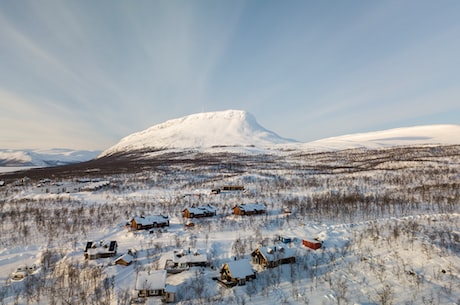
(1, 143, 459, 305)
(1, 114, 460, 304)
(100, 110, 460, 156)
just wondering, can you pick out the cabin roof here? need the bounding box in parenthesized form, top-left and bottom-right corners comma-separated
(184, 204, 217, 215)
(135, 270, 166, 291)
(115, 253, 134, 264)
(234, 203, 266, 212)
(132, 215, 169, 225)
(172, 248, 207, 264)
(224, 259, 254, 278)
(85, 240, 117, 254)
(253, 245, 295, 262)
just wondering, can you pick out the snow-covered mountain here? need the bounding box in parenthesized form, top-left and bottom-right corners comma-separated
(294, 124, 460, 151)
(0, 148, 101, 167)
(2, 111, 459, 168)
(100, 110, 296, 156)
(101, 109, 460, 157)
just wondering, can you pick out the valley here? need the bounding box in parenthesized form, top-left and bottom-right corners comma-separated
(1, 144, 459, 304)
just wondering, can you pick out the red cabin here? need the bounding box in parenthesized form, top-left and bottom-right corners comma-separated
(302, 239, 322, 250)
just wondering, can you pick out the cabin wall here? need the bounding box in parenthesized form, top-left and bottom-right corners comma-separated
(302, 239, 322, 250)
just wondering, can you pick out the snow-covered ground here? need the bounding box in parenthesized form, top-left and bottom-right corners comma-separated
(1, 113, 460, 304)
(1, 143, 459, 305)
(1, 199, 458, 305)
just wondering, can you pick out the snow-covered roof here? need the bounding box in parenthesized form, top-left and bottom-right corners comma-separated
(85, 240, 117, 255)
(172, 249, 207, 264)
(255, 246, 295, 262)
(115, 253, 134, 264)
(135, 270, 166, 291)
(224, 259, 254, 278)
(185, 204, 217, 215)
(132, 215, 169, 226)
(81, 180, 110, 191)
(235, 203, 266, 212)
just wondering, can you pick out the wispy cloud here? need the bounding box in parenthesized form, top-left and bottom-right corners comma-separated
(0, 0, 458, 149)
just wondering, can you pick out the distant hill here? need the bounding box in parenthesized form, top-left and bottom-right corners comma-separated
(0, 148, 101, 167)
(293, 124, 460, 151)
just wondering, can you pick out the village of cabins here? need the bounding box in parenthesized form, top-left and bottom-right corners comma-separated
(42, 185, 322, 303)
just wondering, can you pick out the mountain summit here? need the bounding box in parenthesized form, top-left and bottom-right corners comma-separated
(101, 110, 295, 156)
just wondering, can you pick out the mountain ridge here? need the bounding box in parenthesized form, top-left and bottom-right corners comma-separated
(2, 110, 459, 168)
(294, 124, 460, 151)
(0, 148, 101, 168)
(100, 110, 296, 157)
(101, 109, 460, 157)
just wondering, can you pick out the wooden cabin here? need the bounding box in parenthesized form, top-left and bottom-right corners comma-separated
(232, 203, 266, 216)
(222, 185, 245, 191)
(135, 270, 167, 297)
(129, 215, 169, 231)
(251, 246, 296, 268)
(220, 259, 256, 286)
(182, 204, 217, 218)
(171, 248, 208, 268)
(302, 239, 322, 250)
(114, 253, 134, 266)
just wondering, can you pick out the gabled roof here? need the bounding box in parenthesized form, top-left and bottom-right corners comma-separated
(114, 253, 134, 264)
(224, 259, 254, 278)
(253, 245, 295, 262)
(234, 203, 266, 212)
(172, 249, 207, 264)
(184, 204, 217, 215)
(85, 240, 117, 255)
(135, 270, 166, 291)
(132, 215, 169, 225)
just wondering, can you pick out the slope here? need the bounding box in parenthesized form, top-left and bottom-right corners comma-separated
(100, 110, 296, 156)
(296, 124, 460, 151)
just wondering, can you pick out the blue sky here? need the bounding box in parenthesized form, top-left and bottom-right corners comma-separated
(1, 0, 459, 150)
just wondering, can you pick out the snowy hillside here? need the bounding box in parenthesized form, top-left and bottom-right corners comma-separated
(0, 148, 100, 167)
(295, 124, 460, 151)
(1, 144, 459, 305)
(100, 110, 296, 156)
(101, 110, 460, 158)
